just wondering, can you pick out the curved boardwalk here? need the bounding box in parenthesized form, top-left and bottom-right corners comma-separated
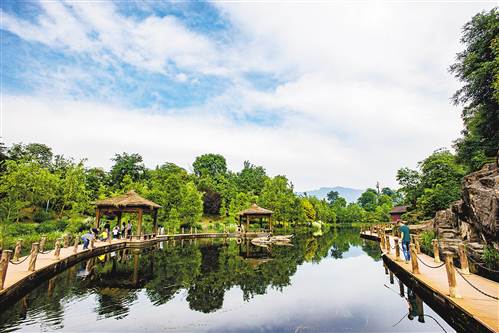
(361, 231, 498, 333)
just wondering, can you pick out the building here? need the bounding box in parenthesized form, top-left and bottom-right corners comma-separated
(389, 205, 408, 222)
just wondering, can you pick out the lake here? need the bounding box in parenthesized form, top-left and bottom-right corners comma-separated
(0, 228, 455, 332)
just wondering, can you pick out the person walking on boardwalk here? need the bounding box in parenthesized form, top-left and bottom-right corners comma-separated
(399, 220, 411, 263)
(81, 231, 94, 249)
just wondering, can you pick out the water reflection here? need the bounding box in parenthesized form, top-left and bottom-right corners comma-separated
(0, 228, 455, 332)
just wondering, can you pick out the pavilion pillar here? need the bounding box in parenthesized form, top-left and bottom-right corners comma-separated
(117, 212, 122, 227)
(246, 216, 249, 234)
(95, 208, 101, 228)
(137, 208, 143, 238)
(269, 216, 273, 233)
(153, 209, 158, 235)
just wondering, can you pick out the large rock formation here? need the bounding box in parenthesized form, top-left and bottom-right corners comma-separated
(431, 163, 498, 257)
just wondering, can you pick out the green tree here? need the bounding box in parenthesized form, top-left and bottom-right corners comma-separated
(301, 198, 316, 222)
(326, 190, 340, 206)
(192, 154, 227, 178)
(57, 162, 89, 216)
(450, 9, 499, 170)
(357, 188, 378, 212)
(178, 182, 203, 227)
(259, 175, 304, 223)
(109, 152, 147, 188)
(0, 160, 58, 221)
(235, 161, 268, 195)
(7, 143, 53, 167)
(396, 167, 422, 207)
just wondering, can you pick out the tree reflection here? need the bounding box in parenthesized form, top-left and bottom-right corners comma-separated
(0, 227, 383, 328)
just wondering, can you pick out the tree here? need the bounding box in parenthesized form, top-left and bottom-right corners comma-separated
(301, 198, 316, 222)
(178, 182, 203, 227)
(57, 162, 89, 216)
(396, 167, 421, 207)
(235, 161, 268, 195)
(259, 176, 304, 222)
(192, 154, 227, 178)
(326, 191, 340, 206)
(109, 153, 147, 188)
(85, 167, 109, 200)
(7, 143, 53, 167)
(0, 160, 58, 221)
(450, 9, 499, 171)
(357, 188, 378, 212)
(0, 141, 7, 172)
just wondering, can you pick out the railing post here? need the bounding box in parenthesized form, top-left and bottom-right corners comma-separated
(458, 243, 470, 275)
(444, 252, 461, 298)
(181, 227, 184, 234)
(108, 233, 113, 244)
(13, 240, 22, 261)
(39, 236, 47, 253)
(73, 236, 79, 254)
(28, 243, 39, 271)
(394, 238, 401, 261)
(380, 232, 385, 250)
(90, 238, 95, 250)
(410, 244, 420, 274)
(385, 235, 391, 254)
(53, 239, 61, 260)
(195, 227, 197, 234)
(190, 227, 193, 234)
(414, 235, 421, 254)
(432, 239, 441, 263)
(63, 234, 69, 248)
(0, 250, 12, 290)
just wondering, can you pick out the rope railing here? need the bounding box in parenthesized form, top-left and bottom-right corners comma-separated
(9, 255, 30, 265)
(456, 268, 498, 300)
(415, 254, 446, 269)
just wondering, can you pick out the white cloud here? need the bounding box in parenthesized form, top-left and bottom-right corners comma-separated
(2, 1, 496, 191)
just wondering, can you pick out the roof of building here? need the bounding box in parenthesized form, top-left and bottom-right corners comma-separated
(95, 190, 161, 209)
(238, 203, 274, 216)
(389, 205, 408, 214)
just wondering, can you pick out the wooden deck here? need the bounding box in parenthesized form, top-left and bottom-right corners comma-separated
(361, 231, 499, 333)
(0, 231, 267, 306)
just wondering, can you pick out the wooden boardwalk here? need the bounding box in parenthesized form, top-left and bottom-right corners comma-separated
(361, 231, 498, 333)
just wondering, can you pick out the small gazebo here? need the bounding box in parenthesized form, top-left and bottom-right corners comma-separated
(238, 203, 274, 233)
(94, 190, 161, 237)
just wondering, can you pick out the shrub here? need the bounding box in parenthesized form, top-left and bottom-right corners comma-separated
(35, 220, 68, 234)
(419, 230, 436, 255)
(8, 223, 37, 236)
(482, 245, 499, 270)
(32, 210, 53, 223)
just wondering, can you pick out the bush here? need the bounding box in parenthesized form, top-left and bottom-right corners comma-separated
(482, 245, 499, 270)
(419, 230, 436, 255)
(35, 220, 68, 234)
(8, 223, 37, 236)
(32, 210, 53, 223)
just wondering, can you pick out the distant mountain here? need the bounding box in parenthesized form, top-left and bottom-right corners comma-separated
(299, 186, 364, 203)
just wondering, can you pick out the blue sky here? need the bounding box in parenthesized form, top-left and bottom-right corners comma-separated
(0, 1, 496, 190)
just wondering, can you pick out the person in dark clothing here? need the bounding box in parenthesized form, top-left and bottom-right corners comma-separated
(399, 220, 411, 262)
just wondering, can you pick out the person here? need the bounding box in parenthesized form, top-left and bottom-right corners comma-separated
(112, 225, 120, 239)
(99, 229, 108, 241)
(81, 231, 94, 249)
(399, 220, 411, 263)
(104, 221, 110, 234)
(126, 222, 132, 238)
(121, 222, 126, 238)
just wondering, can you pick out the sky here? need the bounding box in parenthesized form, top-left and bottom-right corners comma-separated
(0, 1, 496, 192)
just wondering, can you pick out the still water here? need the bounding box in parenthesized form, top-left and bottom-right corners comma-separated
(0, 228, 455, 332)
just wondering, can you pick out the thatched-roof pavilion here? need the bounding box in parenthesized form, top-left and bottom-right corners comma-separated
(238, 203, 273, 233)
(94, 190, 161, 238)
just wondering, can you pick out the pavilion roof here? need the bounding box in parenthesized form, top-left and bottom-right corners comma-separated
(95, 190, 161, 209)
(238, 203, 273, 216)
(389, 205, 408, 214)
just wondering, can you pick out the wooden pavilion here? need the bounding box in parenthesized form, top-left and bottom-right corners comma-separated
(238, 203, 274, 233)
(94, 190, 161, 237)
